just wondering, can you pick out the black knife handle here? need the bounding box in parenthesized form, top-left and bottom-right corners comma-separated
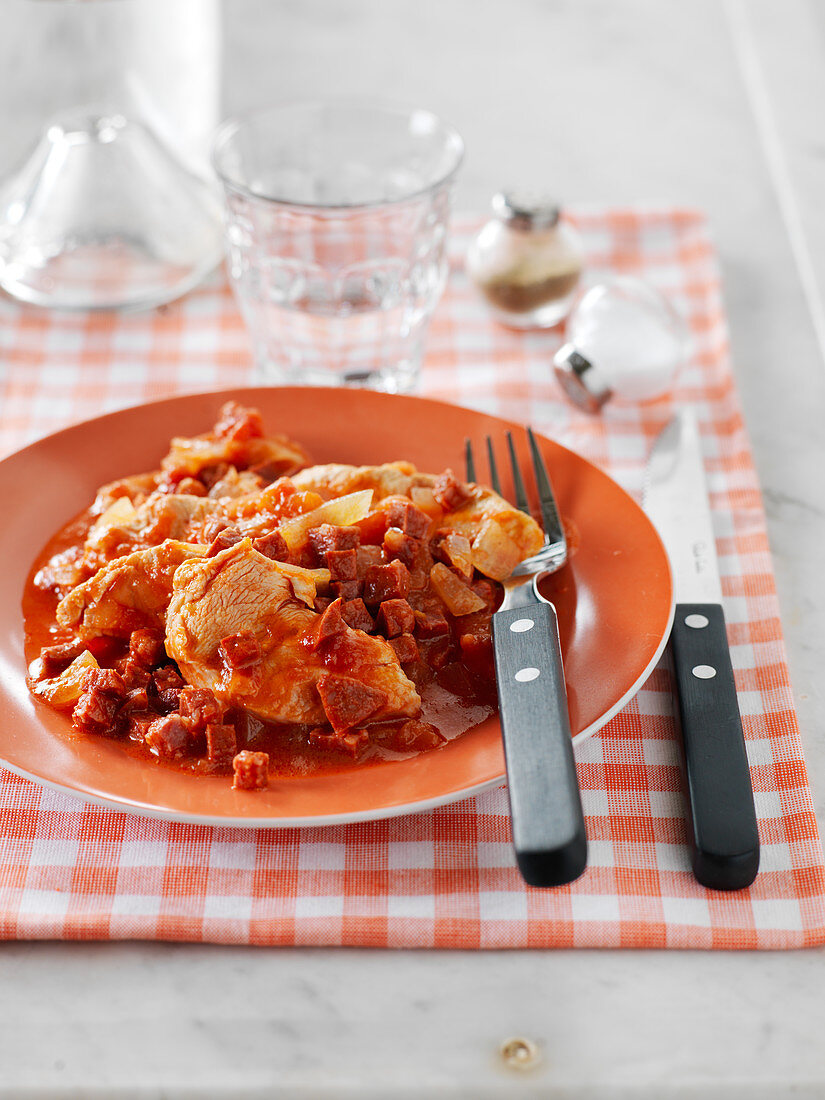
(671, 602, 760, 890)
(492, 600, 587, 888)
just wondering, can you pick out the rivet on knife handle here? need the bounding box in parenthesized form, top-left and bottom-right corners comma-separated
(492, 600, 587, 888)
(671, 602, 760, 890)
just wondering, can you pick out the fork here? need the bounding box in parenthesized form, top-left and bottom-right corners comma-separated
(465, 428, 587, 888)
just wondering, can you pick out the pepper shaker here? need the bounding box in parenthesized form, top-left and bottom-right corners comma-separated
(467, 192, 584, 328)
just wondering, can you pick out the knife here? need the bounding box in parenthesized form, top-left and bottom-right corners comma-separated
(644, 410, 760, 890)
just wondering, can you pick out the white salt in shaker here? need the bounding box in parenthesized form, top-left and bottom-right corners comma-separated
(553, 277, 687, 412)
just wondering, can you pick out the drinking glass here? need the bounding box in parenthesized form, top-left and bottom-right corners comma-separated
(212, 102, 464, 393)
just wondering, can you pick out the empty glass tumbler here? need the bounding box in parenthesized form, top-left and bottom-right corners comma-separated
(213, 102, 464, 393)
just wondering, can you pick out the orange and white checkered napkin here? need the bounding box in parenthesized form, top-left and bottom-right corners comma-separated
(1, 208, 823, 949)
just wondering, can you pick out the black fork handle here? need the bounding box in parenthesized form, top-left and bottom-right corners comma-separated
(492, 599, 588, 887)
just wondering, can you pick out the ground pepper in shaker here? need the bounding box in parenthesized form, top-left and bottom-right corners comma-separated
(466, 192, 584, 328)
(553, 276, 687, 412)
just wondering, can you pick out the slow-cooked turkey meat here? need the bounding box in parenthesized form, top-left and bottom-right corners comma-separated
(56, 540, 206, 639)
(165, 540, 421, 727)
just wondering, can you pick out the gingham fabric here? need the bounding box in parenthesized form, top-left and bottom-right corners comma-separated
(1, 208, 823, 949)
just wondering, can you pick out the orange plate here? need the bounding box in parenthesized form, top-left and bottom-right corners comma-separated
(0, 388, 673, 826)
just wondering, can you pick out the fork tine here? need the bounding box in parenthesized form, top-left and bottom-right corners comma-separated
(464, 438, 476, 482)
(485, 435, 502, 494)
(506, 431, 530, 514)
(527, 426, 564, 544)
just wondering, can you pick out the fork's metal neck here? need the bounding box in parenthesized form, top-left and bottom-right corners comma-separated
(500, 575, 546, 611)
(511, 544, 567, 578)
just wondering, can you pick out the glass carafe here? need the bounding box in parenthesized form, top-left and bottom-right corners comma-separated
(0, 0, 223, 311)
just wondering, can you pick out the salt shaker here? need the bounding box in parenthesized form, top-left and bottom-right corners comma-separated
(466, 192, 584, 328)
(553, 277, 687, 412)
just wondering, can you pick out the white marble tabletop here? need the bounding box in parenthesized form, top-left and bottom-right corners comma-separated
(2, 0, 825, 1095)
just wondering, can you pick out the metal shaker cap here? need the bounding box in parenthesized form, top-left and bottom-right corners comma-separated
(492, 190, 560, 231)
(552, 343, 614, 413)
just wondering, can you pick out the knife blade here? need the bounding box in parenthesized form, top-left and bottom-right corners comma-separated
(645, 409, 760, 890)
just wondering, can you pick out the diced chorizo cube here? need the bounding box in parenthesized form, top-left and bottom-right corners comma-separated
(425, 638, 455, 670)
(72, 688, 122, 737)
(340, 598, 374, 633)
(252, 530, 289, 561)
(385, 499, 432, 539)
(471, 578, 498, 610)
(232, 750, 269, 790)
(376, 598, 415, 638)
(382, 527, 421, 570)
(81, 667, 127, 697)
(219, 631, 261, 670)
(291, 545, 318, 571)
(123, 686, 150, 713)
(129, 628, 166, 669)
(331, 579, 360, 601)
(355, 544, 385, 577)
(152, 665, 184, 711)
(145, 714, 191, 758)
(325, 548, 357, 581)
(207, 526, 242, 557)
(159, 687, 182, 711)
(355, 510, 390, 545)
(202, 517, 230, 544)
(307, 524, 360, 557)
(179, 685, 225, 732)
(409, 547, 436, 592)
(432, 469, 472, 511)
(413, 607, 450, 638)
(39, 639, 87, 677)
(308, 726, 370, 758)
(388, 633, 419, 665)
(119, 689, 150, 733)
(153, 665, 184, 693)
(118, 656, 151, 690)
(313, 598, 348, 644)
(362, 560, 411, 604)
(206, 722, 237, 766)
(317, 673, 387, 733)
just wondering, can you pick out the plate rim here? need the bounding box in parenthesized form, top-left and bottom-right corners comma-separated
(2, 385, 674, 828)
